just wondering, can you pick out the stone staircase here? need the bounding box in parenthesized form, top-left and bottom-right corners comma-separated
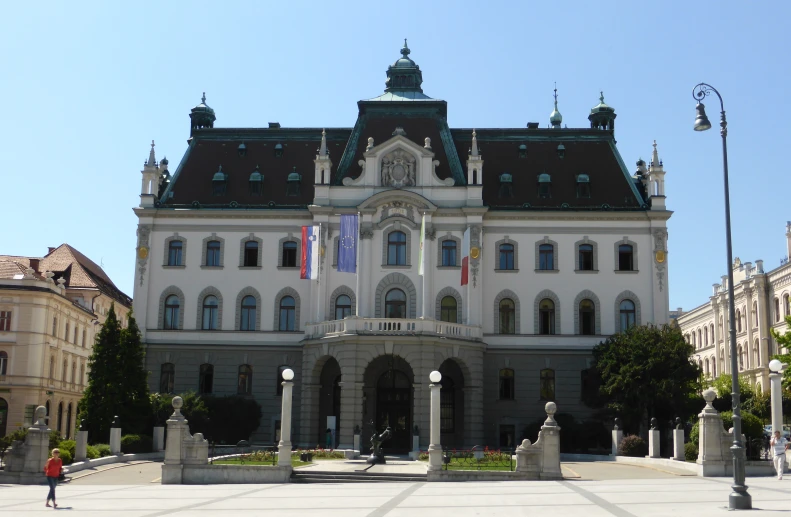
(291, 470, 427, 483)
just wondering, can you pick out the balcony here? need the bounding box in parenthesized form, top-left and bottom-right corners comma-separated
(304, 317, 482, 341)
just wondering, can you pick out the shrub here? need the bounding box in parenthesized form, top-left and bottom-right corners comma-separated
(95, 444, 112, 457)
(618, 435, 647, 457)
(121, 434, 153, 454)
(690, 421, 700, 446)
(684, 442, 698, 462)
(58, 440, 76, 459)
(719, 411, 763, 443)
(57, 449, 73, 465)
(418, 452, 429, 461)
(86, 445, 100, 460)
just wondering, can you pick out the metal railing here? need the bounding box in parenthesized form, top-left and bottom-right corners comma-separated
(208, 443, 278, 465)
(442, 446, 514, 471)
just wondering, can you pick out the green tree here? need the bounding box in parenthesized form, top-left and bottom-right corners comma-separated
(585, 324, 701, 434)
(77, 305, 151, 442)
(771, 315, 791, 393)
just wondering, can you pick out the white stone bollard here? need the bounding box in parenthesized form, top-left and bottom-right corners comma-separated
(353, 428, 361, 453)
(162, 396, 188, 484)
(648, 419, 661, 458)
(278, 368, 295, 467)
(75, 420, 88, 462)
(153, 426, 165, 452)
(428, 371, 443, 471)
(109, 416, 122, 455)
(673, 428, 685, 461)
(612, 418, 623, 456)
(538, 402, 562, 480)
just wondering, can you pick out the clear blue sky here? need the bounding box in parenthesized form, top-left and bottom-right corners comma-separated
(2, 1, 789, 313)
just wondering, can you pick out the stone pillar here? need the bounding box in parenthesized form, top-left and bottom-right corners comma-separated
(358, 227, 373, 317)
(539, 402, 562, 480)
(338, 380, 362, 450)
(162, 396, 188, 484)
(21, 407, 51, 480)
(673, 418, 685, 461)
(109, 415, 122, 455)
(770, 367, 783, 434)
(697, 388, 729, 465)
(75, 420, 88, 462)
(648, 418, 661, 458)
(612, 418, 623, 456)
(278, 369, 295, 467)
(153, 426, 165, 452)
(420, 218, 433, 319)
(428, 371, 443, 471)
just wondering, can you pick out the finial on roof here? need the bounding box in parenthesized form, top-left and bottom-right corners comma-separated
(652, 140, 660, 166)
(600, 91, 604, 103)
(471, 130, 479, 157)
(202, 92, 206, 104)
(147, 140, 157, 167)
(402, 38, 410, 57)
(319, 129, 327, 157)
(550, 83, 562, 128)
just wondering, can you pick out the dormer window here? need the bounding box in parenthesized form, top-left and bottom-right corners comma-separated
(237, 142, 247, 157)
(538, 173, 551, 199)
(576, 174, 590, 198)
(556, 144, 565, 159)
(498, 172, 513, 199)
(249, 165, 263, 196)
(518, 144, 527, 158)
(286, 167, 301, 197)
(212, 165, 227, 197)
(274, 143, 284, 158)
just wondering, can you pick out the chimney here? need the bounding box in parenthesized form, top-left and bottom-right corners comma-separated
(29, 258, 40, 272)
(47, 247, 55, 255)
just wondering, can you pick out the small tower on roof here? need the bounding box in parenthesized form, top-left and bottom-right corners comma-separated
(140, 140, 162, 207)
(314, 129, 332, 185)
(385, 39, 424, 93)
(588, 91, 616, 130)
(549, 84, 562, 129)
(647, 140, 667, 210)
(466, 130, 483, 186)
(190, 92, 216, 137)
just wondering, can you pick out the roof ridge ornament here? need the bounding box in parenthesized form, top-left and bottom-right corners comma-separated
(471, 130, 479, 157)
(147, 140, 157, 167)
(550, 83, 562, 128)
(319, 129, 328, 157)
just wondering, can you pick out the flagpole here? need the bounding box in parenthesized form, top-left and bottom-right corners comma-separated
(354, 212, 361, 318)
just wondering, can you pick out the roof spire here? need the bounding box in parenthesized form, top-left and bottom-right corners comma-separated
(202, 92, 206, 104)
(147, 140, 156, 167)
(402, 38, 410, 57)
(549, 82, 562, 128)
(471, 130, 479, 157)
(651, 140, 660, 166)
(319, 129, 327, 157)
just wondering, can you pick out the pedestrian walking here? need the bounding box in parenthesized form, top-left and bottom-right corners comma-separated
(43, 448, 63, 508)
(770, 430, 789, 480)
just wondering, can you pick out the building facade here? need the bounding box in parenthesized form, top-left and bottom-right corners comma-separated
(678, 222, 791, 393)
(133, 44, 671, 451)
(0, 245, 132, 437)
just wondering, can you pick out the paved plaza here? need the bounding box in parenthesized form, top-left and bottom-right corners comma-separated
(1, 461, 791, 516)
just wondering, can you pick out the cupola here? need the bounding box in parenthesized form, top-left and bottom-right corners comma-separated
(385, 39, 424, 94)
(549, 85, 562, 128)
(190, 92, 216, 136)
(588, 92, 616, 130)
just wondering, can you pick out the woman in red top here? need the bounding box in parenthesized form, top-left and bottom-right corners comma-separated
(43, 448, 62, 508)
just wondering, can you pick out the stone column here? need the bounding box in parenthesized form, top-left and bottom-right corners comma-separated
(420, 218, 433, 319)
(338, 380, 362, 450)
(612, 418, 623, 456)
(153, 425, 165, 452)
(539, 402, 562, 480)
(648, 418, 661, 458)
(428, 371, 443, 471)
(278, 369, 295, 467)
(75, 420, 88, 461)
(673, 418, 685, 461)
(770, 366, 783, 434)
(162, 396, 188, 484)
(109, 415, 122, 455)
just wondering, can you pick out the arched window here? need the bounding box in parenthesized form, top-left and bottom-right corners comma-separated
(692, 332, 696, 346)
(205, 240, 221, 266)
(49, 356, 55, 379)
(775, 298, 781, 322)
(164, 295, 180, 330)
(753, 302, 758, 327)
(785, 294, 790, 316)
(704, 326, 709, 345)
(335, 295, 352, 321)
(79, 363, 85, 385)
(736, 310, 742, 332)
(160, 363, 175, 394)
(498, 368, 514, 400)
(738, 346, 744, 371)
(698, 329, 703, 346)
(440, 296, 457, 323)
(240, 295, 256, 331)
(385, 289, 406, 319)
(65, 323, 70, 342)
(441, 240, 457, 267)
(440, 376, 455, 432)
(0, 351, 7, 376)
(538, 244, 554, 270)
(62, 360, 68, 382)
(387, 231, 407, 265)
(71, 363, 76, 384)
(711, 357, 716, 377)
(202, 295, 219, 330)
(168, 240, 183, 266)
(243, 241, 259, 267)
(619, 300, 636, 331)
(753, 340, 760, 367)
(579, 300, 595, 335)
(539, 299, 555, 335)
(618, 244, 634, 271)
(710, 324, 715, 343)
(199, 364, 214, 394)
(282, 241, 297, 267)
(705, 358, 710, 377)
(578, 244, 594, 271)
(279, 296, 296, 331)
(499, 298, 515, 334)
(499, 243, 515, 270)
(540, 369, 555, 401)
(236, 364, 252, 395)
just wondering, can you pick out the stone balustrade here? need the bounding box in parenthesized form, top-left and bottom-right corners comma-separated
(305, 317, 482, 341)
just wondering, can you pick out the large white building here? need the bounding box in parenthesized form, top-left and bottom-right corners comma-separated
(678, 222, 791, 393)
(132, 44, 671, 451)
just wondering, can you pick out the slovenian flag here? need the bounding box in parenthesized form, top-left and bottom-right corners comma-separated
(461, 228, 470, 286)
(301, 225, 320, 280)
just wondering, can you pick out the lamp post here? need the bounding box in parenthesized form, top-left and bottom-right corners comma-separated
(692, 82, 751, 510)
(769, 359, 785, 435)
(278, 368, 295, 467)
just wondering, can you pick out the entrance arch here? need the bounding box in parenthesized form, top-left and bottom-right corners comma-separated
(318, 357, 342, 448)
(438, 358, 465, 448)
(363, 355, 414, 453)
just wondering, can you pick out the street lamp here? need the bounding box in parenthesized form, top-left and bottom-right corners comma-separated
(769, 359, 785, 435)
(692, 82, 751, 510)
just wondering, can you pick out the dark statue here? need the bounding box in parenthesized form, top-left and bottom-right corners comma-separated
(366, 426, 392, 465)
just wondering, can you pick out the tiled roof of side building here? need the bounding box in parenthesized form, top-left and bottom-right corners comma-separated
(0, 259, 29, 279)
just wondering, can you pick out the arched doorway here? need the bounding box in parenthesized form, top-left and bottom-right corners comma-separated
(438, 359, 465, 448)
(0, 398, 7, 437)
(318, 357, 342, 448)
(363, 355, 414, 453)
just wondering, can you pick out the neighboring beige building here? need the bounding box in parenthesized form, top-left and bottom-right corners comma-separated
(677, 222, 791, 393)
(0, 244, 131, 438)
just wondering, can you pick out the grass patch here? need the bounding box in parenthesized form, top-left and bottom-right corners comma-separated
(212, 457, 311, 468)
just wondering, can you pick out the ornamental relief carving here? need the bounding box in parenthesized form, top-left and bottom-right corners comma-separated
(379, 200, 416, 225)
(381, 148, 416, 188)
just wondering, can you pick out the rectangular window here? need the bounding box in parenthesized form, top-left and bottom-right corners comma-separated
(618, 245, 634, 271)
(498, 244, 514, 270)
(578, 245, 593, 271)
(0, 311, 10, 331)
(206, 241, 221, 267)
(244, 241, 259, 267)
(539, 245, 554, 270)
(168, 241, 183, 266)
(282, 242, 297, 267)
(499, 424, 515, 448)
(498, 369, 515, 400)
(441, 241, 457, 267)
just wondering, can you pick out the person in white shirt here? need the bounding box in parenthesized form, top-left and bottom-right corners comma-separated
(770, 430, 789, 480)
